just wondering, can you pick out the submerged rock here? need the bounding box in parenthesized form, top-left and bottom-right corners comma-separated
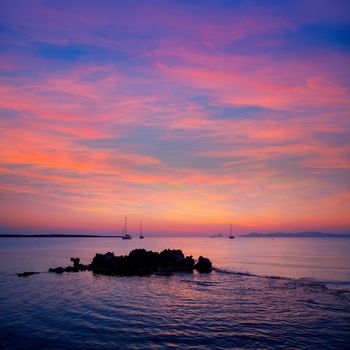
(17, 271, 40, 277)
(194, 256, 213, 273)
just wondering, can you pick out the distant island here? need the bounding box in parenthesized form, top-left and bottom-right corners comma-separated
(242, 232, 350, 238)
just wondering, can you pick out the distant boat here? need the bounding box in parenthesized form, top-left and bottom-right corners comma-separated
(122, 233, 132, 240)
(139, 220, 144, 239)
(121, 216, 132, 240)
(229, 223, 235, 239)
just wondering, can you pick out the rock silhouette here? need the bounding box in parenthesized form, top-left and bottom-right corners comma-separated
(70, 257, 80, 267)
(49, 257, 90, 273)
(194, 256, 212, 273)
(49, 249, 212, 276)
(90, 249, 197, 276)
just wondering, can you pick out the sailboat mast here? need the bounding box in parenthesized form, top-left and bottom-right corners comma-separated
(140, 220, 142, 235)
(230, 222, 232, 235)
(125, 216, 127, 234)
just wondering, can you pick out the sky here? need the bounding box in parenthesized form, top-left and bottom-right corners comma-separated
(0, 0, 349, 235)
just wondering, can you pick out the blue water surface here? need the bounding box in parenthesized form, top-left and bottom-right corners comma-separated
(0, 237, 349, 349)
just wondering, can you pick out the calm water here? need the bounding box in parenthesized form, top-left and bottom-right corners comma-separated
(0, 237, 349, 349)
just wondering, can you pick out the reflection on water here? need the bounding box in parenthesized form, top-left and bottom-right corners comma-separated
(0, 237, 349, 349)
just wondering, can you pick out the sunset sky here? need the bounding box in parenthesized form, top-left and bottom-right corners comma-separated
(0, 0, 349, 235)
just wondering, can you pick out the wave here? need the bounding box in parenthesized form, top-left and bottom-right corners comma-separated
(212, 267, 289, 280)
(212, 267, 350, 296)
(180, 279, 220, 287)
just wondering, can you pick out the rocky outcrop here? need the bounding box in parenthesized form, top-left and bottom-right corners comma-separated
(49, 257, 90, 273)
(91, 249, 211, 276)
(71, 257, 80, 267)
(194, 256, 212, 273)
(48, 250, 212, 276)
(49, 266, 65, 273)
(90, 249, 195, 276)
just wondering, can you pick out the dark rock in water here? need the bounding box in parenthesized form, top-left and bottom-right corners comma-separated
(158, 249, 194, 272)
(91, 249, 160, 276)
(194, 256, 212, 273)
(70, 257, 80, 267)
(90, 249, 197, 276)
(49, 260, 90, 274)
(91, 252, 119, 274)
(17, 271, 40, 277)
(48, 249, 212, 276)
(49, 266, 65, 273)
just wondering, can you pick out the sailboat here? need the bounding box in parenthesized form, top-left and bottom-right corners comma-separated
(229, 223, 235, 239)
(121, 216, 132, 240)
(139, 220, 144, 239)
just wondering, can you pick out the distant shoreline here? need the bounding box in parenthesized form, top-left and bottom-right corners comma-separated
(0, 232, 350, 238)
(0, 234, 122, 238)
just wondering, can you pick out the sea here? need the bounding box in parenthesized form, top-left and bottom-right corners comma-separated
(0, 236, 349, 349)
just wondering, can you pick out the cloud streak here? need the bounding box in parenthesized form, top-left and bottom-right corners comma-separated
(0, 0, 349, 234)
